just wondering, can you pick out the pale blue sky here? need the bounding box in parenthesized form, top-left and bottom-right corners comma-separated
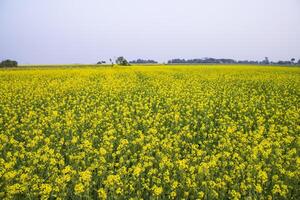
(0, 0, 299, 64)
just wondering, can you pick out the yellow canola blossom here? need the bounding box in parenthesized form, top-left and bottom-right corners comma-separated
(0, 65, 299, 199)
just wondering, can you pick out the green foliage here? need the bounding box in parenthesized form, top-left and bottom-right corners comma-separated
(0, 59, 18, 68)
(116, 56, 130, 66)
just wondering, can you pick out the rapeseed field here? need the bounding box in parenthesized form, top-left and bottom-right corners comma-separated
(0, 65, 299, 199)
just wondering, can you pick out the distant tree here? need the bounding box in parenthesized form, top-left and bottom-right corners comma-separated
(218, 58, 236, 64)
(167, 58, 237, 64)
(298, 59, 300, 65)
(277, 60, 292, 65)
(0, 59, 18, 68)
(129, 59, 158, 64)
(116, 56, 130, 66)
(97, 61, 106, 64)
(109, 58, 114, 67)
(291, 58, 295, 64)
(261, 57, 269, 65)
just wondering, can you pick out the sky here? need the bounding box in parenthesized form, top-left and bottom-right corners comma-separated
(0, 0, 299, 64)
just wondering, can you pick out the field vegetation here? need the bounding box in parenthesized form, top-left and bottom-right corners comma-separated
(0, 65, 299, 199)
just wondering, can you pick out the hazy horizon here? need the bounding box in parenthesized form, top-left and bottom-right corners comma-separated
(1, 0, 300, 64)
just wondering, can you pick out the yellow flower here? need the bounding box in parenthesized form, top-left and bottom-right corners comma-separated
(198, 191, 204, 199)
(6, 183, 25, 196)
(40, 184, 52, 199)
(98, 188, 107, 199)
(71, 136, 78, 144)
(174, 112, 180, 122)
(152, 185, 163, 196)
(104, 174, 121, 187)
(255, 184, 263, 193)
(258, 170, 268, 183)
(133, 165, 143, 177)
(99, 147, 107, 156)
(170, 191, 176, 198)
(79, 170, 92, 184)
(230, 190, 241, 200)
(74, 183, 85, 195)
(172, 181, 178, 189)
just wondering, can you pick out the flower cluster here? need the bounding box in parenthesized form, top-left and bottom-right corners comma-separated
(0, 65, 299, 199)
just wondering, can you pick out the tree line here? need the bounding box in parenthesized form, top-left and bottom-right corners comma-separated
(97, 57, 300, 66)
(129, 59, 158, 64)
(1, 57, 299, 68)
(97, 58, 158, 65)
(167, 57, 300, 65)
